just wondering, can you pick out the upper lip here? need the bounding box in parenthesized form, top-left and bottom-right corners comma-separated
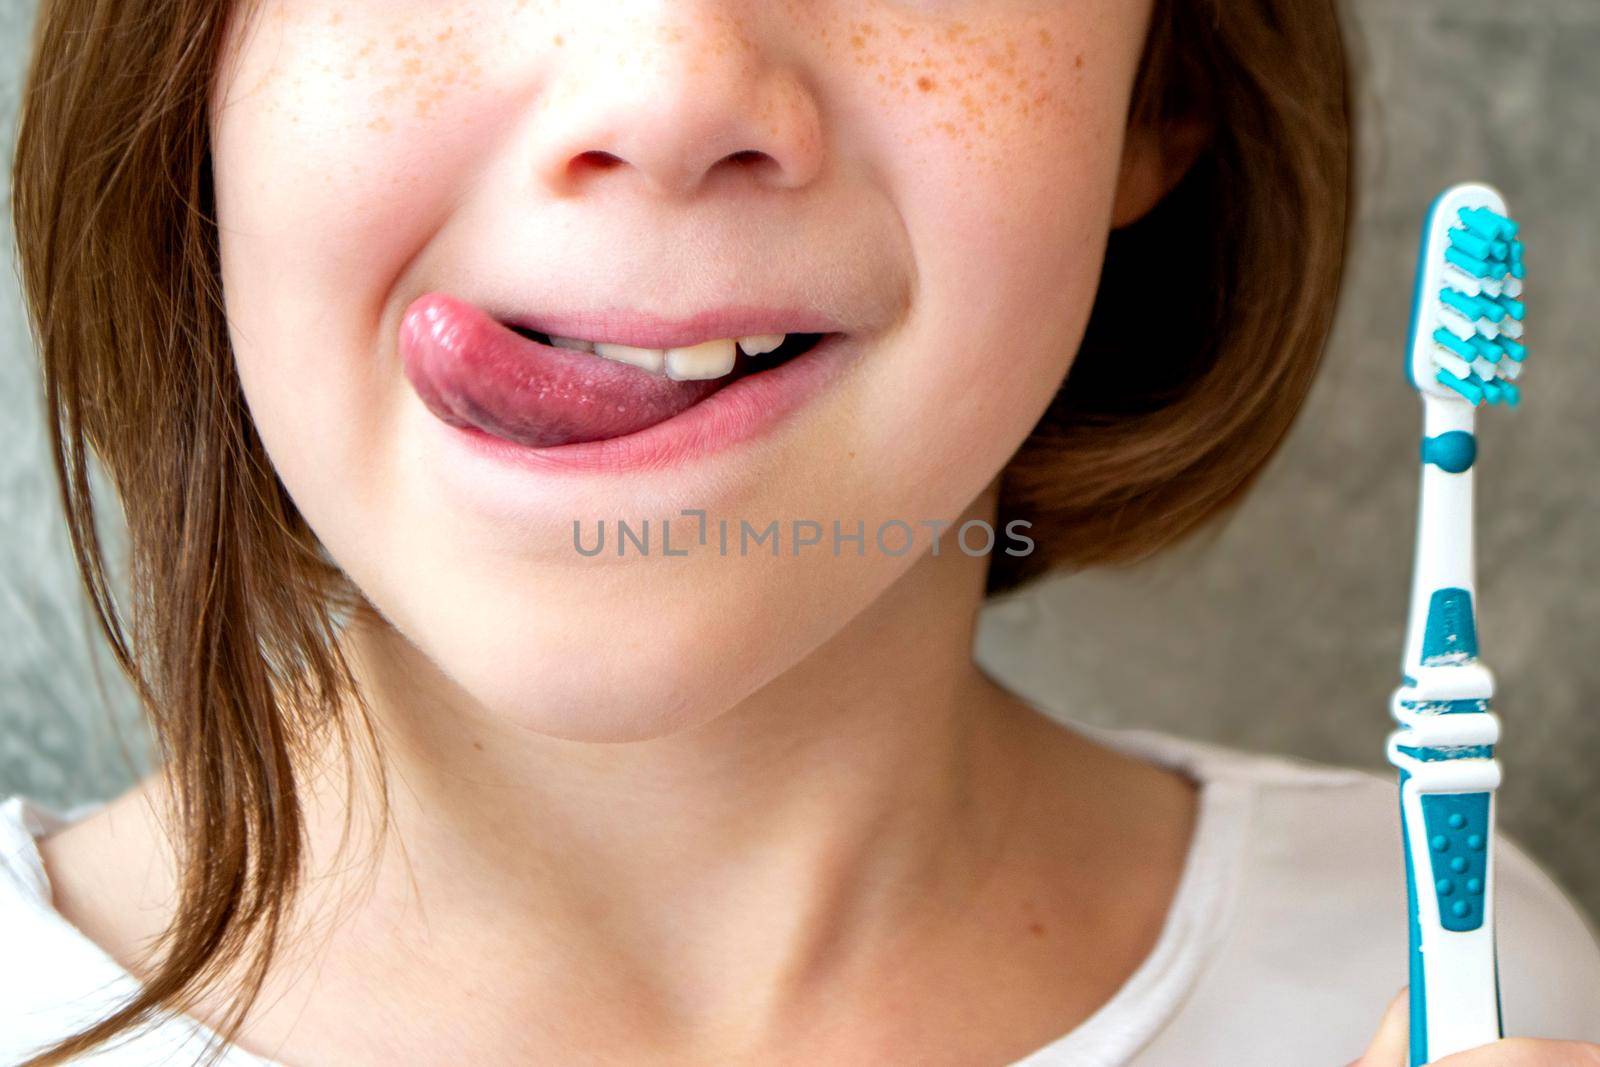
(500, 307, 845, 350)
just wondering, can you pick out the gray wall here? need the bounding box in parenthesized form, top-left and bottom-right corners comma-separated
(2, 0, 1596, 926)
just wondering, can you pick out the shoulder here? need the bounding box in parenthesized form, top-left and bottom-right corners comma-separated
(0, 796, 120, 1059)
(0, 794, 171, 1064)
(1087, 728, 1600, 1048)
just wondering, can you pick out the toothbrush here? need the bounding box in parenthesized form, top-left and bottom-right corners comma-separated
(1387, 181, 1525, 1065)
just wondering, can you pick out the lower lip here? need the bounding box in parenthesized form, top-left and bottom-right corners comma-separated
(428, 331, 856, 477)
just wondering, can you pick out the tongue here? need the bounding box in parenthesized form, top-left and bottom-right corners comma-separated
(400, 293, 730, 448)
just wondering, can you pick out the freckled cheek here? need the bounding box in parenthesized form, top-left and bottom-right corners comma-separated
(885, 72, 1121, 336)
(837, 18, 1125, 245)
(213, 50, 502, 290)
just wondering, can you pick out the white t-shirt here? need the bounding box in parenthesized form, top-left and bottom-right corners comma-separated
(2, 726, 1598, 1066)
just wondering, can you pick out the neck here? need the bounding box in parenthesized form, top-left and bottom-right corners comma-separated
(280, 486, 1046, 1041)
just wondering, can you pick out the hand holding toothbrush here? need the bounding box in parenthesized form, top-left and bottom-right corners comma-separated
(1350, 989, 1600, 1066)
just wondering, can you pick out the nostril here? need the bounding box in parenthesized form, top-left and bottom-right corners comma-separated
(570, 151, 625, 177)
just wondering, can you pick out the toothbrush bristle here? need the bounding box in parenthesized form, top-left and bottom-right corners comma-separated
(1429, 204, 1525, 408)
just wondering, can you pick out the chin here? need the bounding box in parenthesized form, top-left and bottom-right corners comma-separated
(365, 585, 787, 744)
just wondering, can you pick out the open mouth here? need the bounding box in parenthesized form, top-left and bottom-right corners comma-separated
(400, 293, 842, 452)
(506, 325, 828, 385)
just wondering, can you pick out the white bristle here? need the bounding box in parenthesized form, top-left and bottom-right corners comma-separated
(1439, 313, 1477, 343)
(1435, 350, 1474, 380)
(1444, 265, 1483, 297)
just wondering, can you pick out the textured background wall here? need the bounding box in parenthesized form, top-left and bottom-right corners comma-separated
(1, 0, 1596, 928)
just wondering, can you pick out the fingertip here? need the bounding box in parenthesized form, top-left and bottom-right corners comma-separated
(1355, 987, 1411, 1066)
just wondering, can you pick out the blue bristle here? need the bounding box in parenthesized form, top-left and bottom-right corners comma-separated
(1434, 329, 1477, 361)
(1468, 336, 1502, 362)
(1440, 289, 1473, 319)
(1449, 229, 1495, 260)
(1445, 247, 1493, 278)
(1436, 370, 1484, 404)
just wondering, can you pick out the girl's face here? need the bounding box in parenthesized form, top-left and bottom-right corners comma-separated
(212, 1, 1154, 741)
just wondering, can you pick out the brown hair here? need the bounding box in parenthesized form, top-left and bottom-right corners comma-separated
(989, 0, 1354, 595)
(9, 0, 1352, 1061)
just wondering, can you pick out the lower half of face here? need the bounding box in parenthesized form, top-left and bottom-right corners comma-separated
(210, 0, 1150, 740)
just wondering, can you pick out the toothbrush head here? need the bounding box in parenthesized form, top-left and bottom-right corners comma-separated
(1406, 182, 1526, 407)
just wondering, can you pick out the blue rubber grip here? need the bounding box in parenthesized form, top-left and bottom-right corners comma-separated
(1421, 793, 1491, 931)
(1402, 787, 1502, 1065)
(1400, 770, 1430, 1067)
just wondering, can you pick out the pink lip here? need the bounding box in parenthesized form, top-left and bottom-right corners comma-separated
(400, 292, 856, 476)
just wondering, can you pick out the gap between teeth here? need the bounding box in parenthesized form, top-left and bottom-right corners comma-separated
(548, 334, 788, 381)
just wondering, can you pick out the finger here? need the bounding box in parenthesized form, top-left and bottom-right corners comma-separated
(1349, 988, 1410, 1067)
(1433, 1038, 1600, 1066)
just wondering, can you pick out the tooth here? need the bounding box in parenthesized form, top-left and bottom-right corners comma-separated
(737, 334, 787, 356)
(594, 342, 666, 374)
(549, 335, 596, 353)
(666, 339, 738, 381)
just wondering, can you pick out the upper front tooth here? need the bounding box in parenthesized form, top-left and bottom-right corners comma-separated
(593, 342, 666, 374)
(549, 335, 596, 353)
(737, 334, 786, 356)
(666, 339, 738, 381)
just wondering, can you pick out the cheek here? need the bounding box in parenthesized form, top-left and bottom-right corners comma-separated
(212, 2, 517, 511)
(820, 5, 1141, 498)
(214, 3, 504, 294)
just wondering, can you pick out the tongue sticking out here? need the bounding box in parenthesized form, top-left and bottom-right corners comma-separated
(400, 293, 733, 448)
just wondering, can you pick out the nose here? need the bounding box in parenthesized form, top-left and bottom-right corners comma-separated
(529, 6, 826, 200)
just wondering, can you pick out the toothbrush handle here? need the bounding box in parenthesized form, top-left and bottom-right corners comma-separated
(1391, 390, 1503, 1062)
(1389, 693, 1504, 1064)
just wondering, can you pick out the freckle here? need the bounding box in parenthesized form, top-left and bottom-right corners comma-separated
(553, 33, 564, 46)
(1039, 28, 1053, 48)
(1075, 53, 1085, 70)
(1028, 922, 1046, 937)
(368, 116, 392, 133)
(403, 56, 422, 76)
(916, 75, 935, 93)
